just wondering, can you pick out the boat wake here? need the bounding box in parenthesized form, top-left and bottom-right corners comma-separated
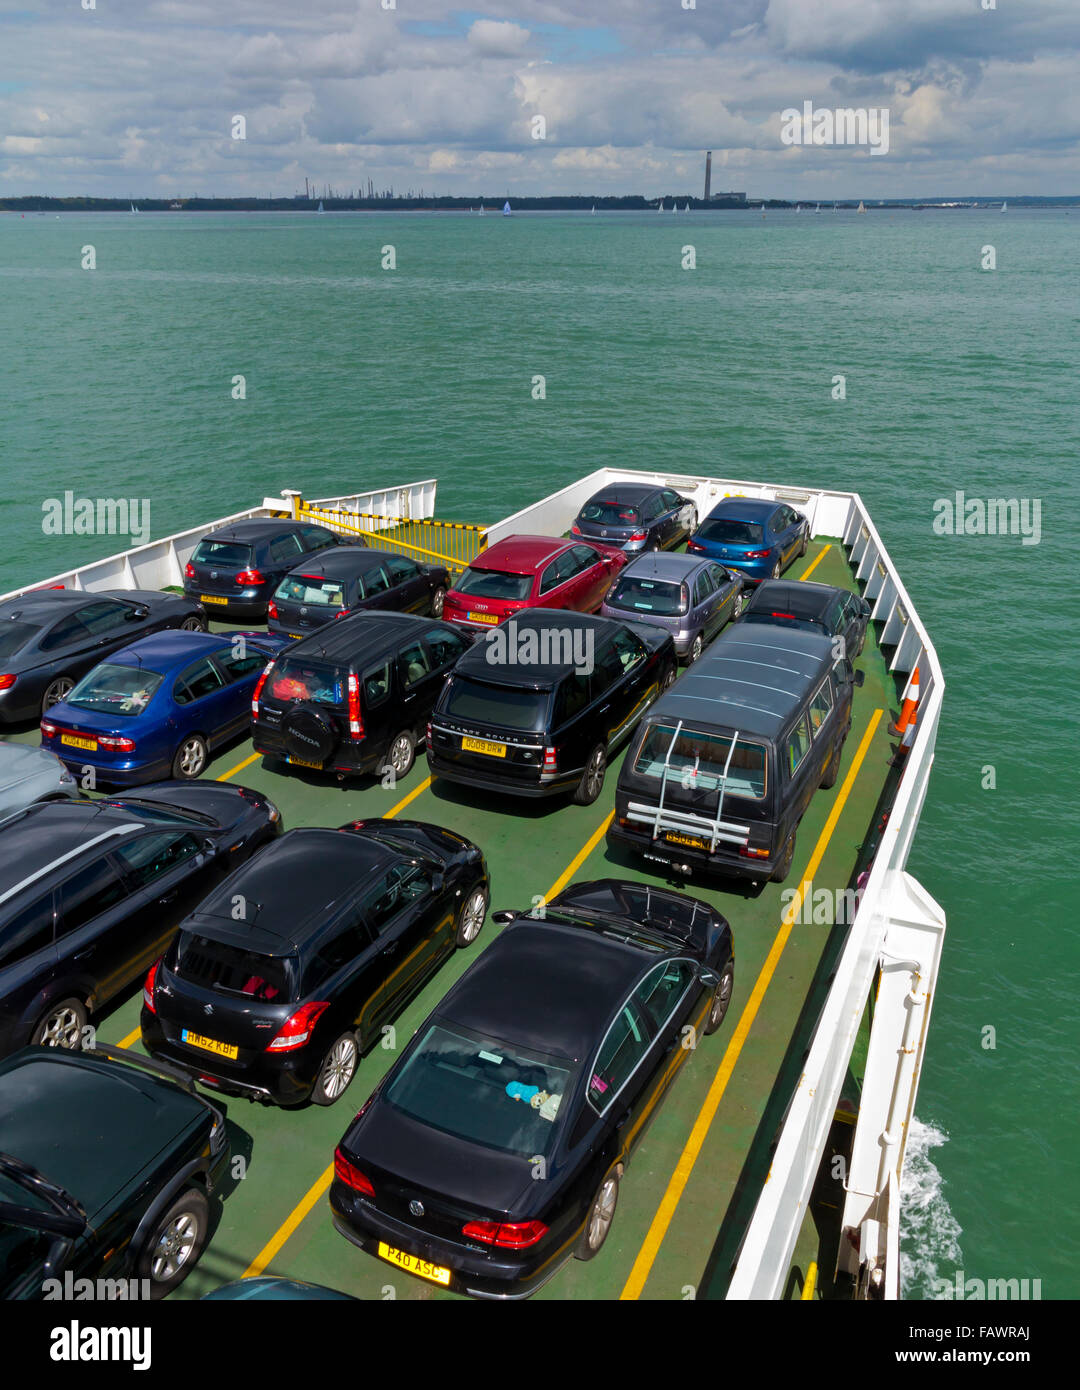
(899, 1117, 964, 1298)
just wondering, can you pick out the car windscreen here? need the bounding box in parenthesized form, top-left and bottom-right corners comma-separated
(66, 663, 164, 716)
(275, 575, 347, 607)
(633, 722, 767, 799)
(453, 568, 533, 601)
(384, 1021, 574, 1158)
(606, 576, 686, 617)
(580, 501, 641, 526)
(173, 932, 298, 1002)
(192, 539, 253, 567)
(443, 677, 551, 731)
(268, 657, 344, 706)
(696, 518, 764, 545)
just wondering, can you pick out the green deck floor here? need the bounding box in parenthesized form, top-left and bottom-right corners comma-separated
(3, 538, 903, 1301)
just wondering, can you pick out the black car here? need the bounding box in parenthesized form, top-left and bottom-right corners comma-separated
(0, 589, 207, 723)
(268, 548, 451, 640)
(570, 483, 697, 555)
(0, 1045, 228, 1299)
(141, 820, 489, 1108)
(251, 612, 474, 783)
(329, 878, 734, 1299)
(426, 609, 675, 805)
(738, 579, 871, 661)
(183, 518, 341, 621)
(0, 784, 282, 1059)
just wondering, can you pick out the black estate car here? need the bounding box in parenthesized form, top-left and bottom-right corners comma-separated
(427, 609, 676, 805)
(251, 612, 473, 782)
(330, 878, 734, 1299)
(738, 579, 871, 660)
(141, 820, 489, 1107)
(0, 784, 282, 1058)
(183, 518, 341, 621)
(0, 589, 207, 723)
(570, 482, 697, 555)
(0, 1045, 228, 1299)
(268, 547, 451, 639)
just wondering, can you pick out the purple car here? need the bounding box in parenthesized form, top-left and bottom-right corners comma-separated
(600, 551, 744, 663)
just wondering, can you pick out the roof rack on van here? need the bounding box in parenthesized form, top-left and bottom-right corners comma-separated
(628, 720, 749, 854)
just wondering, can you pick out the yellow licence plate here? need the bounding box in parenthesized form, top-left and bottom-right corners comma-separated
(467, 611, 499, 625)
(61, 734, 98, 751)
(181, 1030, 239, 1060)
(287, 755, 323, 769)
(664, 831, 708, 850)
(462, 736, 506, 758)
(200, 594, 229, 605)
(377, 1242, 451, 1286)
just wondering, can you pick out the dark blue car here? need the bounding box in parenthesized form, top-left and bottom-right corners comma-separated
(39, 630, 291, 786)
(687, 498, 808, 584)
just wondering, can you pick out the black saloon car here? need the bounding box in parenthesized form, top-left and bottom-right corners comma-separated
(738, 579, 871, 660)
(0, 1045, 228, 1299)
(183, 518, 341, 621)
(0, 784, 282, 1059)
(141, 820, 489, 1107)
(268, 548, 451, 639)
(0, 589, 207, 723)
(330, 878, 734, 1299)
(570, 482, 697, 556)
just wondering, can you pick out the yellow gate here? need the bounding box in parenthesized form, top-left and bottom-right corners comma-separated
(298, 505, 486, 575)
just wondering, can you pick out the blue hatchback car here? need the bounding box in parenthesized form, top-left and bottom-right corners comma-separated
(687, 498, 808, 584)
(40, 630, 291, 786)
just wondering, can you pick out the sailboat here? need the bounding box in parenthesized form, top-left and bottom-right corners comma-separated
(1001, 201, 1008, 213)
(503, 201, 511, 216)
(130, 203, 137, 214)
(857, 200, 866, 214)
(478, 205, 485, 216)
(672, 202, 677, 213)
(815, 204, 821, 213)
(317, 200, 325, 213)
(590, 205, 596, 215)
(795, 204, 801, 214)
(657, 202, 664, 213)
(684, 202, 691, 213)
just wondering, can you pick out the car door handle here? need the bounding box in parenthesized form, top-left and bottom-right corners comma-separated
(614, 1109, 631, 1131)
(72, 948, 95, 961)
(382, 940, 399, 955)
(157, 889, 178, 905)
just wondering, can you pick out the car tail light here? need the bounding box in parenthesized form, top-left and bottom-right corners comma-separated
(347, 674, 364, 739)
(629, 531, 647, 542)
(184, 562, 195, 579)
(97, 734, 136, 753)
(743, 550, 771, 559)
(680, 583, 690, 609)
(570, 524, 582, 536)
(267, 600, 278, 620)
(739, 845, 770, 859)
(40, 718, 57, 737)
(334, 1147, 375, 1197)
(0, 675, 16, 691)
(770, 611, 795, 619)
(462, 1219, 548, 1249)
(236, 568, 265, 585)
(142, 958, 161, 1013)
(543, 746, 557, 771)
(266, 1001, 329, 1051)
(426, 720, 433, 746)
(251, 661, 273, 718)
(687, 541, 704, 553)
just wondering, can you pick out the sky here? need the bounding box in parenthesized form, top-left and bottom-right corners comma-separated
(2, 0, 1078, 199)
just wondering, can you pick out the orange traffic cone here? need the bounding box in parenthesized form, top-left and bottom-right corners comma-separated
(888, 667, 919, 738)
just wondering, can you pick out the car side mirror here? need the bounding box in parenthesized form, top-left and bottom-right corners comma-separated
(491, 910, 516, 925)
(127, 605, 150, 620)
(430, 871, 445, 893)
(861, 599, 871, 617)
(699, 968, 719, 988)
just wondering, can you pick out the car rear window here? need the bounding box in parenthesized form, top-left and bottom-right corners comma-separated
(443, 677, 551, 731)
(581, 501, 641, 526)
(454, 568, 533, 602)
(66, 662, 164, 716)
(697, 519, 764, 545)
(633, 723, 767, 800)
(192, 539, 253, 567)
(173, 932, 298, 1002)
(0, 622, 38, 660)
(275, 575, 347, 607)
(268, 657, 344, 706)
(385, 1022, 573, 1158)
(606, 576, 686, 616)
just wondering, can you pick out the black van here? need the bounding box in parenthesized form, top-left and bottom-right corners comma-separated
(251, 612, 474, 782)
(426, 610, 676, 806)
(607, 625, 863, 882)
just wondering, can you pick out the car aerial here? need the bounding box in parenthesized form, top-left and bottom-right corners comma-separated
(329, 877, 734, 1300)
(183, 517, 341, 621)
(0, 741, 78, 817)
(570, 482, 697, 555)
(251, 611, 474, 783)
(427, 609, 676, 805)
(268, 547, 451, 639)
(39, 629, 291, 786)
(440, 535, 626, 632)
(687, 498, 809, 583)
(0, 1044, 228, 1299)
(738, 578, 871, 661)
(141, 820, 489, 1108)
(0, 783, 281, 1059)
(599, 551, 745, 663)
(0, 589, 208, 724)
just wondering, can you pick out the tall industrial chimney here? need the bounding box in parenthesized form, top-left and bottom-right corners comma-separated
(704, 151, 712, 202)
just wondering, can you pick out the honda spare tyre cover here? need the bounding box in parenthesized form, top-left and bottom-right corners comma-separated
(281, 706, 339, 763)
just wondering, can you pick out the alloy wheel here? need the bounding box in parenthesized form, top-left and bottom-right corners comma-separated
(587, 1177, 618, 1250)
(459, 889, 486, 944)
(321, 1038, 358, 1100)
(150, 1213, 199, 1282)
(180, 616, 205, 631)
(585, 747, 605, 798)
(431, 587, 446, 618)
(390, 734, 413, 775)
(42, 677, 74, 712)
(38, 1004, 82, 1049)
(709, 969, 733, 1030)
(178, 738, 206, 777)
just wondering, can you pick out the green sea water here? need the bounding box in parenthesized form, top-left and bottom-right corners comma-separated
(1, 208, 1076, 1297)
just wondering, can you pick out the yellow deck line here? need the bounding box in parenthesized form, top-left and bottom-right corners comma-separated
(216, 751, 260, 782)
(244, 1166, 335, 1279)
(619, 706, 884, 1299)
(116, 1025, 141, 1050)
(544, 811, 615, 903)
(799, 544, 831, 582)
(385, 775, 433, 819)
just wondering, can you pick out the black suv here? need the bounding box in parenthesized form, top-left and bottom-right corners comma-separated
(268, 548, 451, 640)
(0, 1045, 228, 1299)
(141, 820, 489, 1107)
(427, 610, 676, 805)
(184, 518, 341, 620)
(251, 612, 473, 783)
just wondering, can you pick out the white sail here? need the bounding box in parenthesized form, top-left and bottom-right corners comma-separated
(1001, 201, 1007, 213)
(503, 201, 511, 216)
(815, 204, 821, 213)
(657, 202, 664, 212)
(591, 205, 596, 214)
(857, 200, 866, 214)
(317, 200, 324, 213)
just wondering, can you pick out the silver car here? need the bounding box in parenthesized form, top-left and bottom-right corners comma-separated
(600, 551, 744, 662)
(0, 741, 78, 820)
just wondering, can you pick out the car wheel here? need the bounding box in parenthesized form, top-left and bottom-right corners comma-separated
(573, 744, 607, 806)
(732, 590, 745, 619)
(31, 997, 87, 1049)
(387, 730, 416, 780)
(703, 962, 735, 1035)
(772, 830, 796, 883)
(311, 1033, 359, 1106)
(431, 586, 447, 619)
(137, 1188, 209, 1299)
(172, 734, 208, 780)
(660, 662, 677, 691)
(820, 740, 843, 790)
(770, 559, 782, 580)
(180, 614, 207, 632)
(799, 529, 808, 557)
(686, 634, 704, 664)
(41, 677, 74, 715)
(856, 626, 866, 658)
(576, 1169, 620, 1261)
(455, 884, 489, 947)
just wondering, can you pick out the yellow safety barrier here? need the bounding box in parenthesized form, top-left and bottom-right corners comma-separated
(298, 505, 486, 575)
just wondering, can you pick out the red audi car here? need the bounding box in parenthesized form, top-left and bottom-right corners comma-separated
(441, 535, 627, 631)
